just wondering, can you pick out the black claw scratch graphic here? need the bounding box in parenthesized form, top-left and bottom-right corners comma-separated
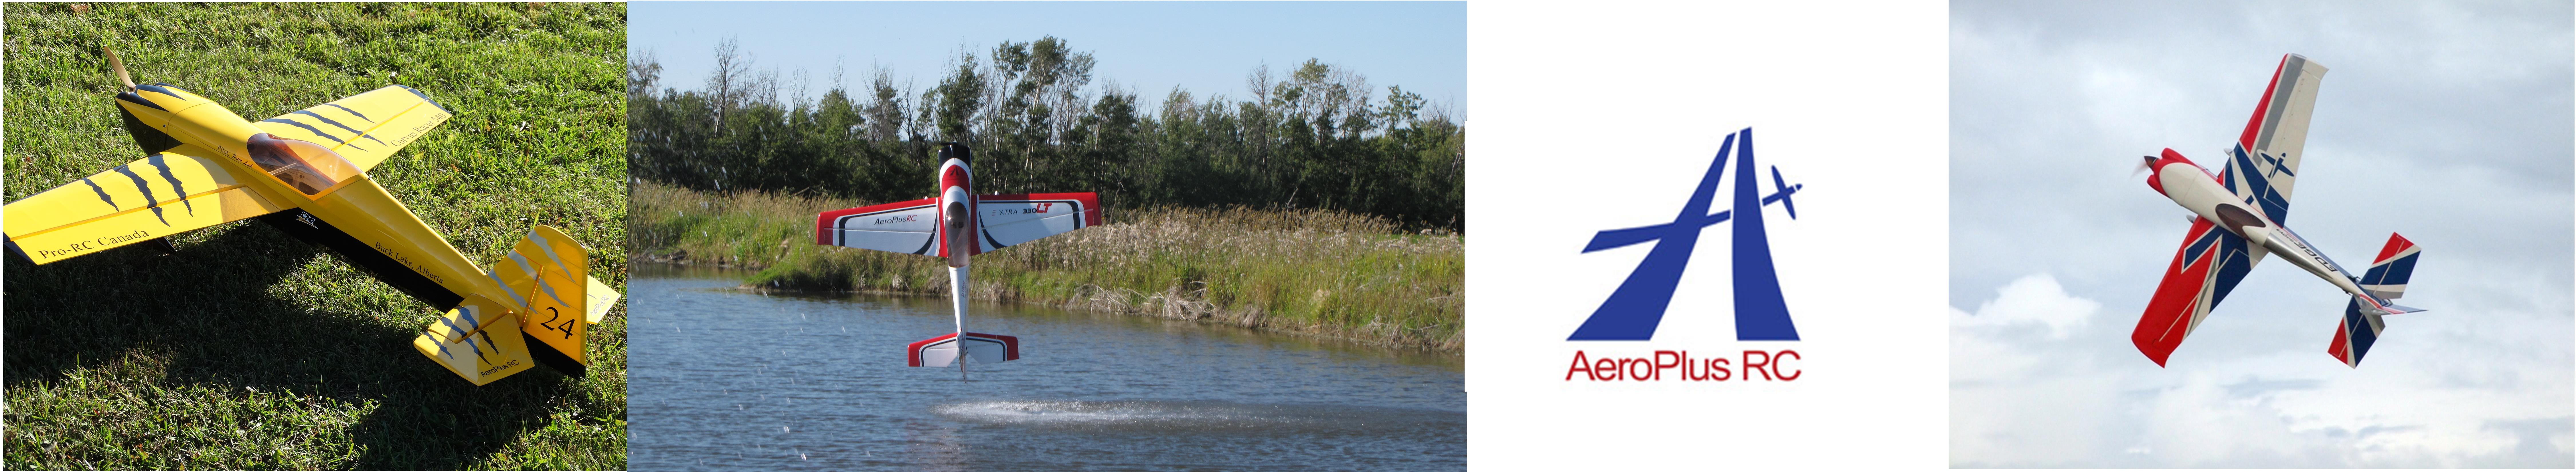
(146, 153, 193, 215)
(110, 165, 168, 226)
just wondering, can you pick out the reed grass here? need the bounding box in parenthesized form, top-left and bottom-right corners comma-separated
(630, 181, 1464, 351)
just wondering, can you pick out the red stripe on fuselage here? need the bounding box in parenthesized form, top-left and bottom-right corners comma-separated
(940, 162, 972, 195)
(2158, 148, 2223, 185)
(937, 160, 974, 258)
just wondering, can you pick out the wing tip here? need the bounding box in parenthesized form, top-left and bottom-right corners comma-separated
(392, 84, 450, 112)
(813, 212, 834, 245)
(2138, 345, 2173, 368)
(4, 237, 28, 265)
(2132, 322, 2183, 368)
(2373, 233, 2417, 263)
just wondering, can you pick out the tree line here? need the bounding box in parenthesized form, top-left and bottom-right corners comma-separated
(626, 37, 1464, 230)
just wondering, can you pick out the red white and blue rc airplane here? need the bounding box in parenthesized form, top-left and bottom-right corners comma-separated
(2131, 54, 2425, 368)
(812, 143, 1101, 378)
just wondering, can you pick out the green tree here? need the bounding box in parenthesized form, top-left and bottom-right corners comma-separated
(626, 39, 1467, 230)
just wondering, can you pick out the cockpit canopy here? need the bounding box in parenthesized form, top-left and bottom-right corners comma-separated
(245, 133, 360, 199)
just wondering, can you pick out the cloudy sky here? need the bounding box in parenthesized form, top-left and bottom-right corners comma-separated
(1949, 1, 2572, 467)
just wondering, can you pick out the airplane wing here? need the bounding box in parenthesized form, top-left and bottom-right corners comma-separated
(254, 85, 453, 172)
(4, 144, 292, 264)
(974, 192, 1102, 252)
(2130, 216, 2266, 366)
(2223, 54, 2327, 224)
(815, 197, 940, 255)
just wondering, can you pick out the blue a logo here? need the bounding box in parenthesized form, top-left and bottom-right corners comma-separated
(1569, 128, 1804, 341)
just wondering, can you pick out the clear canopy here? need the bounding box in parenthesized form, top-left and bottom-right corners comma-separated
(244, 133, 360, 199)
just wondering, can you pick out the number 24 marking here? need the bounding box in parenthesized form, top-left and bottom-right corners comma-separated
(538, 307, 578, 338)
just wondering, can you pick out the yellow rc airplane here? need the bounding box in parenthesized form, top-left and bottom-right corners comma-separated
(3, 48, 619, 385)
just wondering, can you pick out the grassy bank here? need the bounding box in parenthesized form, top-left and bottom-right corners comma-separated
(4, 3, 627, 469)
(631, 181, 1464, 352)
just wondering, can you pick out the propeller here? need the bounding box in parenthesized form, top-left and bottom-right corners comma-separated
(103, 45, 135, 91)
(2133, 155, 2157, 176)
(1766, 166, 1801, 219)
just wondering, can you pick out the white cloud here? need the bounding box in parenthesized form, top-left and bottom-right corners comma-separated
(1951, 273, 2573, 467)
(1951, 273, 2125, 467)
(1952, 274, 2097, 339)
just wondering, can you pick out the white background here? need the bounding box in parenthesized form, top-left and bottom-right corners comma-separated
(1467, 1, 1949, 469)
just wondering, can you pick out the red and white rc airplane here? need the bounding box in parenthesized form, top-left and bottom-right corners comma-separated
(813, 143, 1101, 377)
(2132, 54, 2425, 368)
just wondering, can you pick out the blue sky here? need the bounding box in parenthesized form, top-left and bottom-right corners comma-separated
(627, 1, 1465, 116)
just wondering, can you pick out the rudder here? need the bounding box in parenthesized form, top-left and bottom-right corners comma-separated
(2331, 233, 2420, 368)
(491, 225, 598, 378)
(2326, 298, 2385, 368)
(2359, 233, 2419, 300)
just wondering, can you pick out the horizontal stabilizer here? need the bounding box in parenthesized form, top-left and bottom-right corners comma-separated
(2352, 290, 2423, 317)
(412, 294, 536, 385)
(2365, 301, 2425, 316)
(906, 332, 1022, 368)
(584, 275, 622, 324)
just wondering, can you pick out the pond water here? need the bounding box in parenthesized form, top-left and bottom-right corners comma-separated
(626, 265, 1465, 471)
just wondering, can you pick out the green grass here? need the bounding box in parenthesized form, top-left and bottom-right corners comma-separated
(4, 3, 627, 470)
(631, 181, 1464, 352)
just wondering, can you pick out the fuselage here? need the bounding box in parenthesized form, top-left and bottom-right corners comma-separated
(2145, 148, 2374, 302)
(931, 144, 980, 373)
(936, 153, 975, 268)
(111, 84, 501, 303)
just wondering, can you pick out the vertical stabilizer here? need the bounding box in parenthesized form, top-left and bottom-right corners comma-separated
(2327, 298, 2385, 368)
(2329, 233, 2422, 368)
(2359, 233, 2420, 300)
(493, 225, 597, 378)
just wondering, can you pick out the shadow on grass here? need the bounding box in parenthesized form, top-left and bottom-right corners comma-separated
(4, 222, 572, 469)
